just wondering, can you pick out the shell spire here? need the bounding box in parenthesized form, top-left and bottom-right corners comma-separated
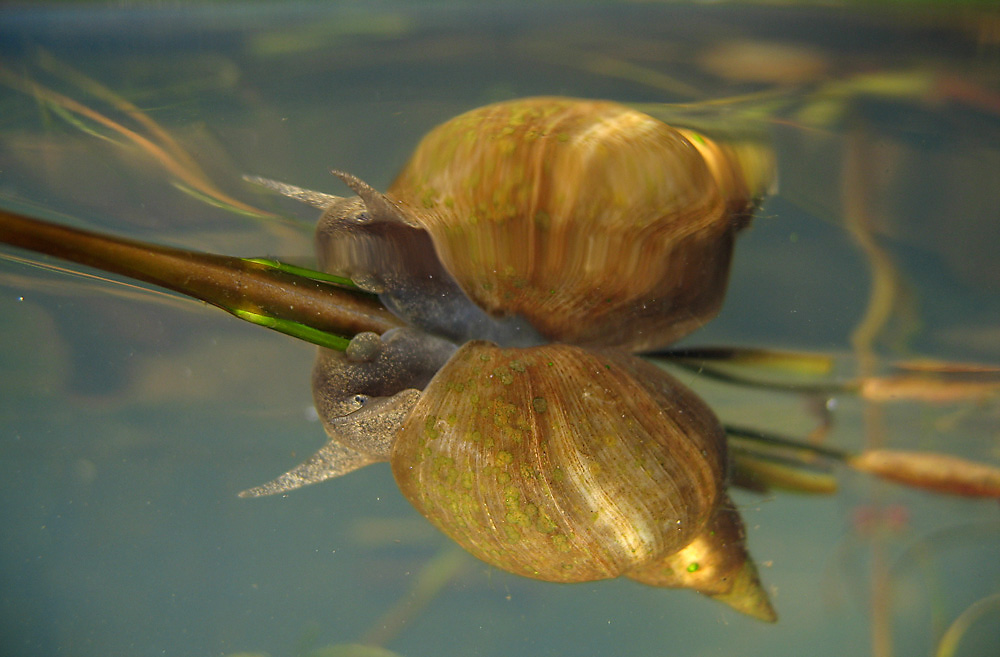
(627, 496, 777, 622)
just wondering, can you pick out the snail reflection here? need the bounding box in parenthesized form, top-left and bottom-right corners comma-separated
(2, 94, 998, 625)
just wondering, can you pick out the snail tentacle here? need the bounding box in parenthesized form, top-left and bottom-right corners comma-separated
(330, 170, 419, 228)
(242, 175, 341, 210)
(238, 439, 376, 498)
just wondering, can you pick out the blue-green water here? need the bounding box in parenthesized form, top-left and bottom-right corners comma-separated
(1, 3, 998, 656)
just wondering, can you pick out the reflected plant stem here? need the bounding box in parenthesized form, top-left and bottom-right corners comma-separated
(728, 425, 1000, 498)
(654, 347, 1000, 405)
(531, 43, 704, 98)
(36, 49, 208, 183)
(844, 123, 897, 657)
(0, 60, 280, 221)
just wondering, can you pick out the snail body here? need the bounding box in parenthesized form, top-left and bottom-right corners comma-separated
(243, 97, 776, 620)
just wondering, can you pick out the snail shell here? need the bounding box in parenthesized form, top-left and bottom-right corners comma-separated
(385, 97, 769, 350)
(391, 340, 727, 582)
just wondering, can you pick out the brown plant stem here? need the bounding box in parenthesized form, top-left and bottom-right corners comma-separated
(0, 207, 404, 346)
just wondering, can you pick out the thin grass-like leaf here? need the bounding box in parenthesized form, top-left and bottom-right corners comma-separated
(731, 449, 838, 495)
(935, 593, 1000, 657)
(0, 62, 279, 221)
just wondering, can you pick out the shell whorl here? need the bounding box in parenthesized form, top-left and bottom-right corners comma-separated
(390, 341, 727, 582)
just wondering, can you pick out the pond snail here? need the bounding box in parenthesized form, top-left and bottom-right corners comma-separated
(243, 97, 777, 621)
(250, 96, 773, 351)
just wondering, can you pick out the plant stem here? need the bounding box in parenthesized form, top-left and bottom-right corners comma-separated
(0, 207, 404, 348)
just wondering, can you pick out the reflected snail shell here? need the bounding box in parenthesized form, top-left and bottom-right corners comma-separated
(627, 495, 776, 621)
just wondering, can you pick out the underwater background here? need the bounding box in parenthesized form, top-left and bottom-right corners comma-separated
(1, 3, 999, 656)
